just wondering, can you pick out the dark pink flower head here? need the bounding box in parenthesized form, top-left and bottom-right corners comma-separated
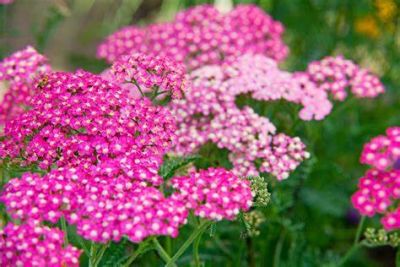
(351, 169, 400, 231)
(97, 4, 288, 69)
(0, 221, 81, 266)
(171, 168, 253, 220)
(304, 55, 384, 100)
(360, 127, 400, 170)
(352, 127, 400, 231)
(1, 70, 176, 181)
(110, 53, 187, 99)
(0, 46, 50, 126)
(1, 168, 188, 243)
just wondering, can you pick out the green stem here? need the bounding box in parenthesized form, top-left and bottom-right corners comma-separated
(338, 243, 362, 266)
(132, 80, 145, 97)
(166, 221, 212, 267)
(152, 238, 175, 265)
(60, 217, 68, 246)
(193, 234, 202, 267)
(338, 216, 366, 266)
(273, 229, 286, 267)
(354, 216, 366, 245)
(89, 243, 97, 267)
(122, 242, 149, 267)
(94, 243, 109, 266)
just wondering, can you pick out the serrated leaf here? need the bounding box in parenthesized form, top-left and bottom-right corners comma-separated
(159, 155, 199, 179)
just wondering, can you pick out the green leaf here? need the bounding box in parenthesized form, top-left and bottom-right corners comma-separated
(159, 155, 199, 179)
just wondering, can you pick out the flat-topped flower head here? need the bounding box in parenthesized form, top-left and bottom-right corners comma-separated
(352, 169, 400, 231)
(110, 53, 187, 99)
(1, 70, 176, 181)
(304, 55, 385, 100)
(97, 4, 288, 69)
(0, 221, 81, 266)
(352, 127, 400, 231)
(0, 46, 50, 126)
(360, 127, 400, 170)
(170, 54, 311, 180)
(1, 168, 188, 243)
(171, 168, 253, 220)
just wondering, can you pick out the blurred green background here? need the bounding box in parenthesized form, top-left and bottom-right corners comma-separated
(2, 0, 400, 266)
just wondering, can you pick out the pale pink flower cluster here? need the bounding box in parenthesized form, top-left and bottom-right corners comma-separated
(110, 53, 187, 99)
(0, 221, 81, 266)
(97, 4, 288, 70)
(170, 168, 253, 220)
(171, 55, 310, 180)
(0, 0, 13, 4)
(224, 54, 333, 120)
(0, 46, 50, 126)
(304, 55, 385, 101)
(352, 127, 400, 231)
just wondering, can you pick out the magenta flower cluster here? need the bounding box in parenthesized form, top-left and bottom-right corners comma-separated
(1, 169, 188, 243)
(0, 46, 50, 126)
(0, 70, 176, 174)
(0, 221, 81, 266)
(110, 53, 187, 99)
(352, 127, 400, 231)
(97, 4, 288, 70)
(304, 55, 385, 101)
(171, 168, 253, 220)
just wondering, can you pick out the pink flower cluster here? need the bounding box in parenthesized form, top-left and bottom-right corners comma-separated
(0, 46, 50, 126)
(171, 54, 310, 180)
(0, 0, 13, 4)
(0, 70, 176, 174)
(0, 221, 81, 266)
(0, 65, 254, 245)
(304, 55, 385, 101)
(97, 4, 288, 70)
(110, 53, 187, 99)
(224, 54, 333, 120)
(1, 169, 188, 243)
(352, 127, 400, 231)
(171, 168, 253, 220)
(360, 127, 400, 170)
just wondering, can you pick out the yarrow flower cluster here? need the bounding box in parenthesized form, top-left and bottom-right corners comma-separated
(109, 53, 187, 99)
(0, 0, 13, 4)
(303, 55, 385, 101)
(360, 127, 400, 170)
(1, 169, 188, 243)
(0, 46, 50, 126)
(352, 127, 400, 231)
(97, 4, 288, 70)
(0, 61, 254, 250)
(1, 70, 176, 175)
(171, 54, 310, 180)
(170, 168, 253, 220)
(0, 221, 81, 266)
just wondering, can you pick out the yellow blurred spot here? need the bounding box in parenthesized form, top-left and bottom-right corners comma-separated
(355, 16, 380, 38)
(375, 0, 397, 23)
